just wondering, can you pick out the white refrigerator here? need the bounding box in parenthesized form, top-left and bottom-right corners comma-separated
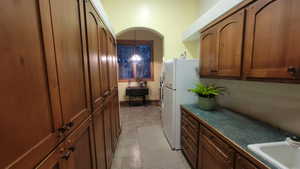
(161, 59, 199, 150)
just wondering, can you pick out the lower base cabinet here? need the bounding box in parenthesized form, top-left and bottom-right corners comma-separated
(181, 108, 266, 169)
(235, 154, 259, 169)
(104, 100, 113, 169)
(110, 91, 121, 153)
(200, 127, 235, 169)
(92, 108, 107, 169)
(37, 98, 122, 169)
(37, 118, 96, 169)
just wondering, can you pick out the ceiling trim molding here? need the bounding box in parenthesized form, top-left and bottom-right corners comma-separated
(182, 0, 246, 42)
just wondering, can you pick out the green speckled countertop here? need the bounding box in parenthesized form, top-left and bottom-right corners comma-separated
(181, 104, 292, 169)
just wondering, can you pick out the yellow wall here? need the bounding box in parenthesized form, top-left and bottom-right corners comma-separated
(185, 0, 222, 59)
(117, 29, 163, 101)
(101, 0, 199, 60)
(198, 0, 221, 17)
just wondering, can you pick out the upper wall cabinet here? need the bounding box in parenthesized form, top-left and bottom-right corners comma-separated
(200, 10, 245, 78)
(216, 10, 245, 77)
(243, 0, 300, 80)
(200, 27, 218, 77)
(49, 0, 91, 132)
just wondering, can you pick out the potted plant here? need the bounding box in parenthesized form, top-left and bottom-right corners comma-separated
(188, 83, 225, 110)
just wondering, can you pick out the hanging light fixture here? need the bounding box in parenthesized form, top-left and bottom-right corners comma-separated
(130, 30, 142, 62)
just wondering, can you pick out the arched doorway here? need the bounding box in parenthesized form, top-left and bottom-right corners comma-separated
(116, 27, 164, 105)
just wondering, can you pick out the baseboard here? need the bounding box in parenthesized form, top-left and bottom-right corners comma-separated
(120, 100, 161, 106)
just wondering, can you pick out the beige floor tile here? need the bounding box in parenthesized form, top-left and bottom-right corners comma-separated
(111, 105, 190, 169)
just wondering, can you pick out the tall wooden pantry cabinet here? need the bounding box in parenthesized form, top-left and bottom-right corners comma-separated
(0, 0, 121, 169)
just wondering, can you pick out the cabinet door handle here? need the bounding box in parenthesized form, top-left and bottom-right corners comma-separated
(210, 70, 218, 73)
(68, 146, 76, 152)
(57, 127, 67, 137)
(62, 151, 72, 160)
(65, 122, 74, 131)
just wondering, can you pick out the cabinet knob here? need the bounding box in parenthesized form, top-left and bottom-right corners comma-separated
(287, 66, 300, 78)
(287, 66, 296, 74)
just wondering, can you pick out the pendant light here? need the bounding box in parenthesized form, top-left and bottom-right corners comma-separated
(130, 30, 142, 62)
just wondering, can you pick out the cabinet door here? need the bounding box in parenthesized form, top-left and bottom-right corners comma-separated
(84, 1, 104, 111)
(92, 108, 107, 169)
(107, 35, 117, 90)
(112, 43, 119, 88)
(216, 10, 245, 77)
(200, 133, 234, 169)
(103, 101, 113, 168)
(0, 0, 62, 168)
(99, 28, 110, 97)
(110, 95, 117, 153)
(200, 27, 218, 77)
(114, 94, 121, 137)
(235, 154, 259, 169)
(63, 118, 96, 169)
(49, 0, 91, 133)
(244, 0, 300, 79)
(36, 144, 65, 169)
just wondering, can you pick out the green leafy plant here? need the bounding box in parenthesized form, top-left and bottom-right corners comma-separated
(188, 83, 225, 98)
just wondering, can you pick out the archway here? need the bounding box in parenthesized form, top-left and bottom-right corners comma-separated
(116, 27, 164, 105)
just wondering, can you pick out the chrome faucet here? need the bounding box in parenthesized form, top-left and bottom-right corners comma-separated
(286, 136, 300, 148)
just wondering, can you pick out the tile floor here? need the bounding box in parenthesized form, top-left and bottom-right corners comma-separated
(111, 105, 191, 169)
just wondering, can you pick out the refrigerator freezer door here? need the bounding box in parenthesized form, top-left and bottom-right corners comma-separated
(161, 86, 176, 149)
(163, 61, 175, 90)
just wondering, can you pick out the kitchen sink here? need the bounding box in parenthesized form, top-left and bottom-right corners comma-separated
(248, 141, 300, 169)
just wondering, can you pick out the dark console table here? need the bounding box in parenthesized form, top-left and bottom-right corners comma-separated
(126, 87, 149, 106)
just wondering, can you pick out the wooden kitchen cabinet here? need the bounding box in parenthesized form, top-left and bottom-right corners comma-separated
(110, 92, 121, 153)
(235, 154, 259, 169)
(244, 0, 300, 80)
(49, 0, 91, 134)
(63, 118, 96, 169)
(36, 144, 65, 169)
(103, 101, 113, 168)
(110, 97, 117, 153)
(99, 28, 111, 98)
(92, 107, 107, 169)
(37, 118, 96, 169)
(216, 10, 245, 77)
(0, 0, 62, 168)
(200, 27, 218, 77)
(181, 110, 199, 169)
(85, 1, 105, 111)
(200, 127, 235, 169)
(107, 35, 117, 91)
(200, 10, 245, 78)
(0, 0, 120, 168)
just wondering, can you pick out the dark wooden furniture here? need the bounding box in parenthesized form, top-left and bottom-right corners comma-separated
(126, 87, 149, 106)
(0, 0, 121, 168)
(200, 0, 300, 82)
(180, 107, 270, 169)
(181, 110, 199, 169)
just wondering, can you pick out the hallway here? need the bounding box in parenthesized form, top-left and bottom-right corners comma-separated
(111, 105, 191, 169)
